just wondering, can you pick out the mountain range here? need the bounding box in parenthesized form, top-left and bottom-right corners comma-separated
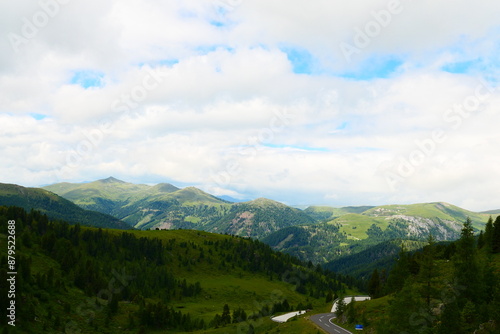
(43, 177, 315, 239)
(0, 177, 494, 272)
(1, 178, 497, 333)
(264, 202, 488, 264)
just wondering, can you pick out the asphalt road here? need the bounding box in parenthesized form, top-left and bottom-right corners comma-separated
(310, 313, 352, 334)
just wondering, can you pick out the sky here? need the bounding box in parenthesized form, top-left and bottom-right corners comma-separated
(1, 0, 500, 211)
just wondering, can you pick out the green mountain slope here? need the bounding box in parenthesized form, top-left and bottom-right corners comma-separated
(0, 183, 130, 229)
(480, 208, 500, 214)
(44, 177, 231, 230)
(323, 239, 427, 279)
(332, 202, 488, 241)
(304, 205, 374, 221)
(0, 206, 356, 333)
(208, 198, 316, 239)
(43, 177, 164, 215)
(264, 202, 489, 266)
(43, 179, 315, 237)
(345, 222, 500, 333)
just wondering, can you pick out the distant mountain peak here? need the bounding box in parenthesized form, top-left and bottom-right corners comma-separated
(98, 177, 125, 184)
(247, 197, 285, 207)
(152, 183, 179, 193)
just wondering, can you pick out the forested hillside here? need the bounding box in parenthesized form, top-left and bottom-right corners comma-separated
(337, 216, 500, 333)
(0, 183, 130, 230)
(0, 206, 356, 333)
(264, 202, 488, 265)
(324, 239, 427, 280)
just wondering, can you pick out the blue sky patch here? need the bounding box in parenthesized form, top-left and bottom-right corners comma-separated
(280, 47, 315, 74)
(195, 45, 235, 55)
(70, 70, 104, 88)
(263, 143, 329, 152)
(339, 57, 403, 81)
(158, 59, 179, 66)
(210, 20, 225, 28)
(30, 113, 46, 120)
(336, 121, 349, 130)
(442, 59, 480, 74)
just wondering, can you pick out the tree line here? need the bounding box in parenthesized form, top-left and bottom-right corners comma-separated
(0, 205, 355, 333)
(360, 216, 500, 333)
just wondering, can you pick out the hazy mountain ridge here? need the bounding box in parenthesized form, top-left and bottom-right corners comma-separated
(43, 178, 312, 237)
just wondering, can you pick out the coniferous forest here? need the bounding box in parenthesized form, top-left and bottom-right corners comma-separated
(0, 206, 356, 333)
(337, 217, 500, 333)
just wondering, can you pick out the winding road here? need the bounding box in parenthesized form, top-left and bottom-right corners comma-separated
(310, 313, 352, 334)
(310, 296, 370, 334)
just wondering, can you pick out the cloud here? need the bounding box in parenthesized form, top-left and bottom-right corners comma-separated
(0, 0, 499, 211)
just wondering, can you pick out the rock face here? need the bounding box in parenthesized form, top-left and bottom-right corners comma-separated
(385, 215, 462, 240)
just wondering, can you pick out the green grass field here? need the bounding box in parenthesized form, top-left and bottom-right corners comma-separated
(330, 213, 389, 239)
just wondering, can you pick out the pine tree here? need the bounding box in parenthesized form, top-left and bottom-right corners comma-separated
(221, 304, 231, 325)
(386, 280, 426, 334)
(346, 297, 356, 324)
(368, 269, 381, 298)
(336, 297, 346, 318)
(477, 230, 485, 249)
(484, 216, 494, 252)
(385, 246, 411, 294)
(326, 291, 334, 303)
(461, 300, 478, 333)
(108, 295, 119, 316)
(493, 215, 500, 253)
(418, 235, 438, 308)
(438, 300, 462, 334)
(453, 217, 481, 303)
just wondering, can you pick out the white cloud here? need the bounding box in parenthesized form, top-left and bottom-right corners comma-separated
(0, 0, 499, 211)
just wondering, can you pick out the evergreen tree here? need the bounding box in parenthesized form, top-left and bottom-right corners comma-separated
(477, 230, 485, 249)
(325, 291, 334, 303)
(385, 280, 427, 334)
(460, 300, 478, 333)
(493, 215, 500, 253)
(368, 269, 381, 298)
(438, 300, 462, 334)
(107, 295, 119, 316)
(484, 216, 494, 252)
(418, 235, 438, 308)
(221, 304, 231, 325)
(346, 297, 356, 324)
(453, 217, 481, 303)
(336, 297, 346, 318)
(385, 246, 411, 294)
